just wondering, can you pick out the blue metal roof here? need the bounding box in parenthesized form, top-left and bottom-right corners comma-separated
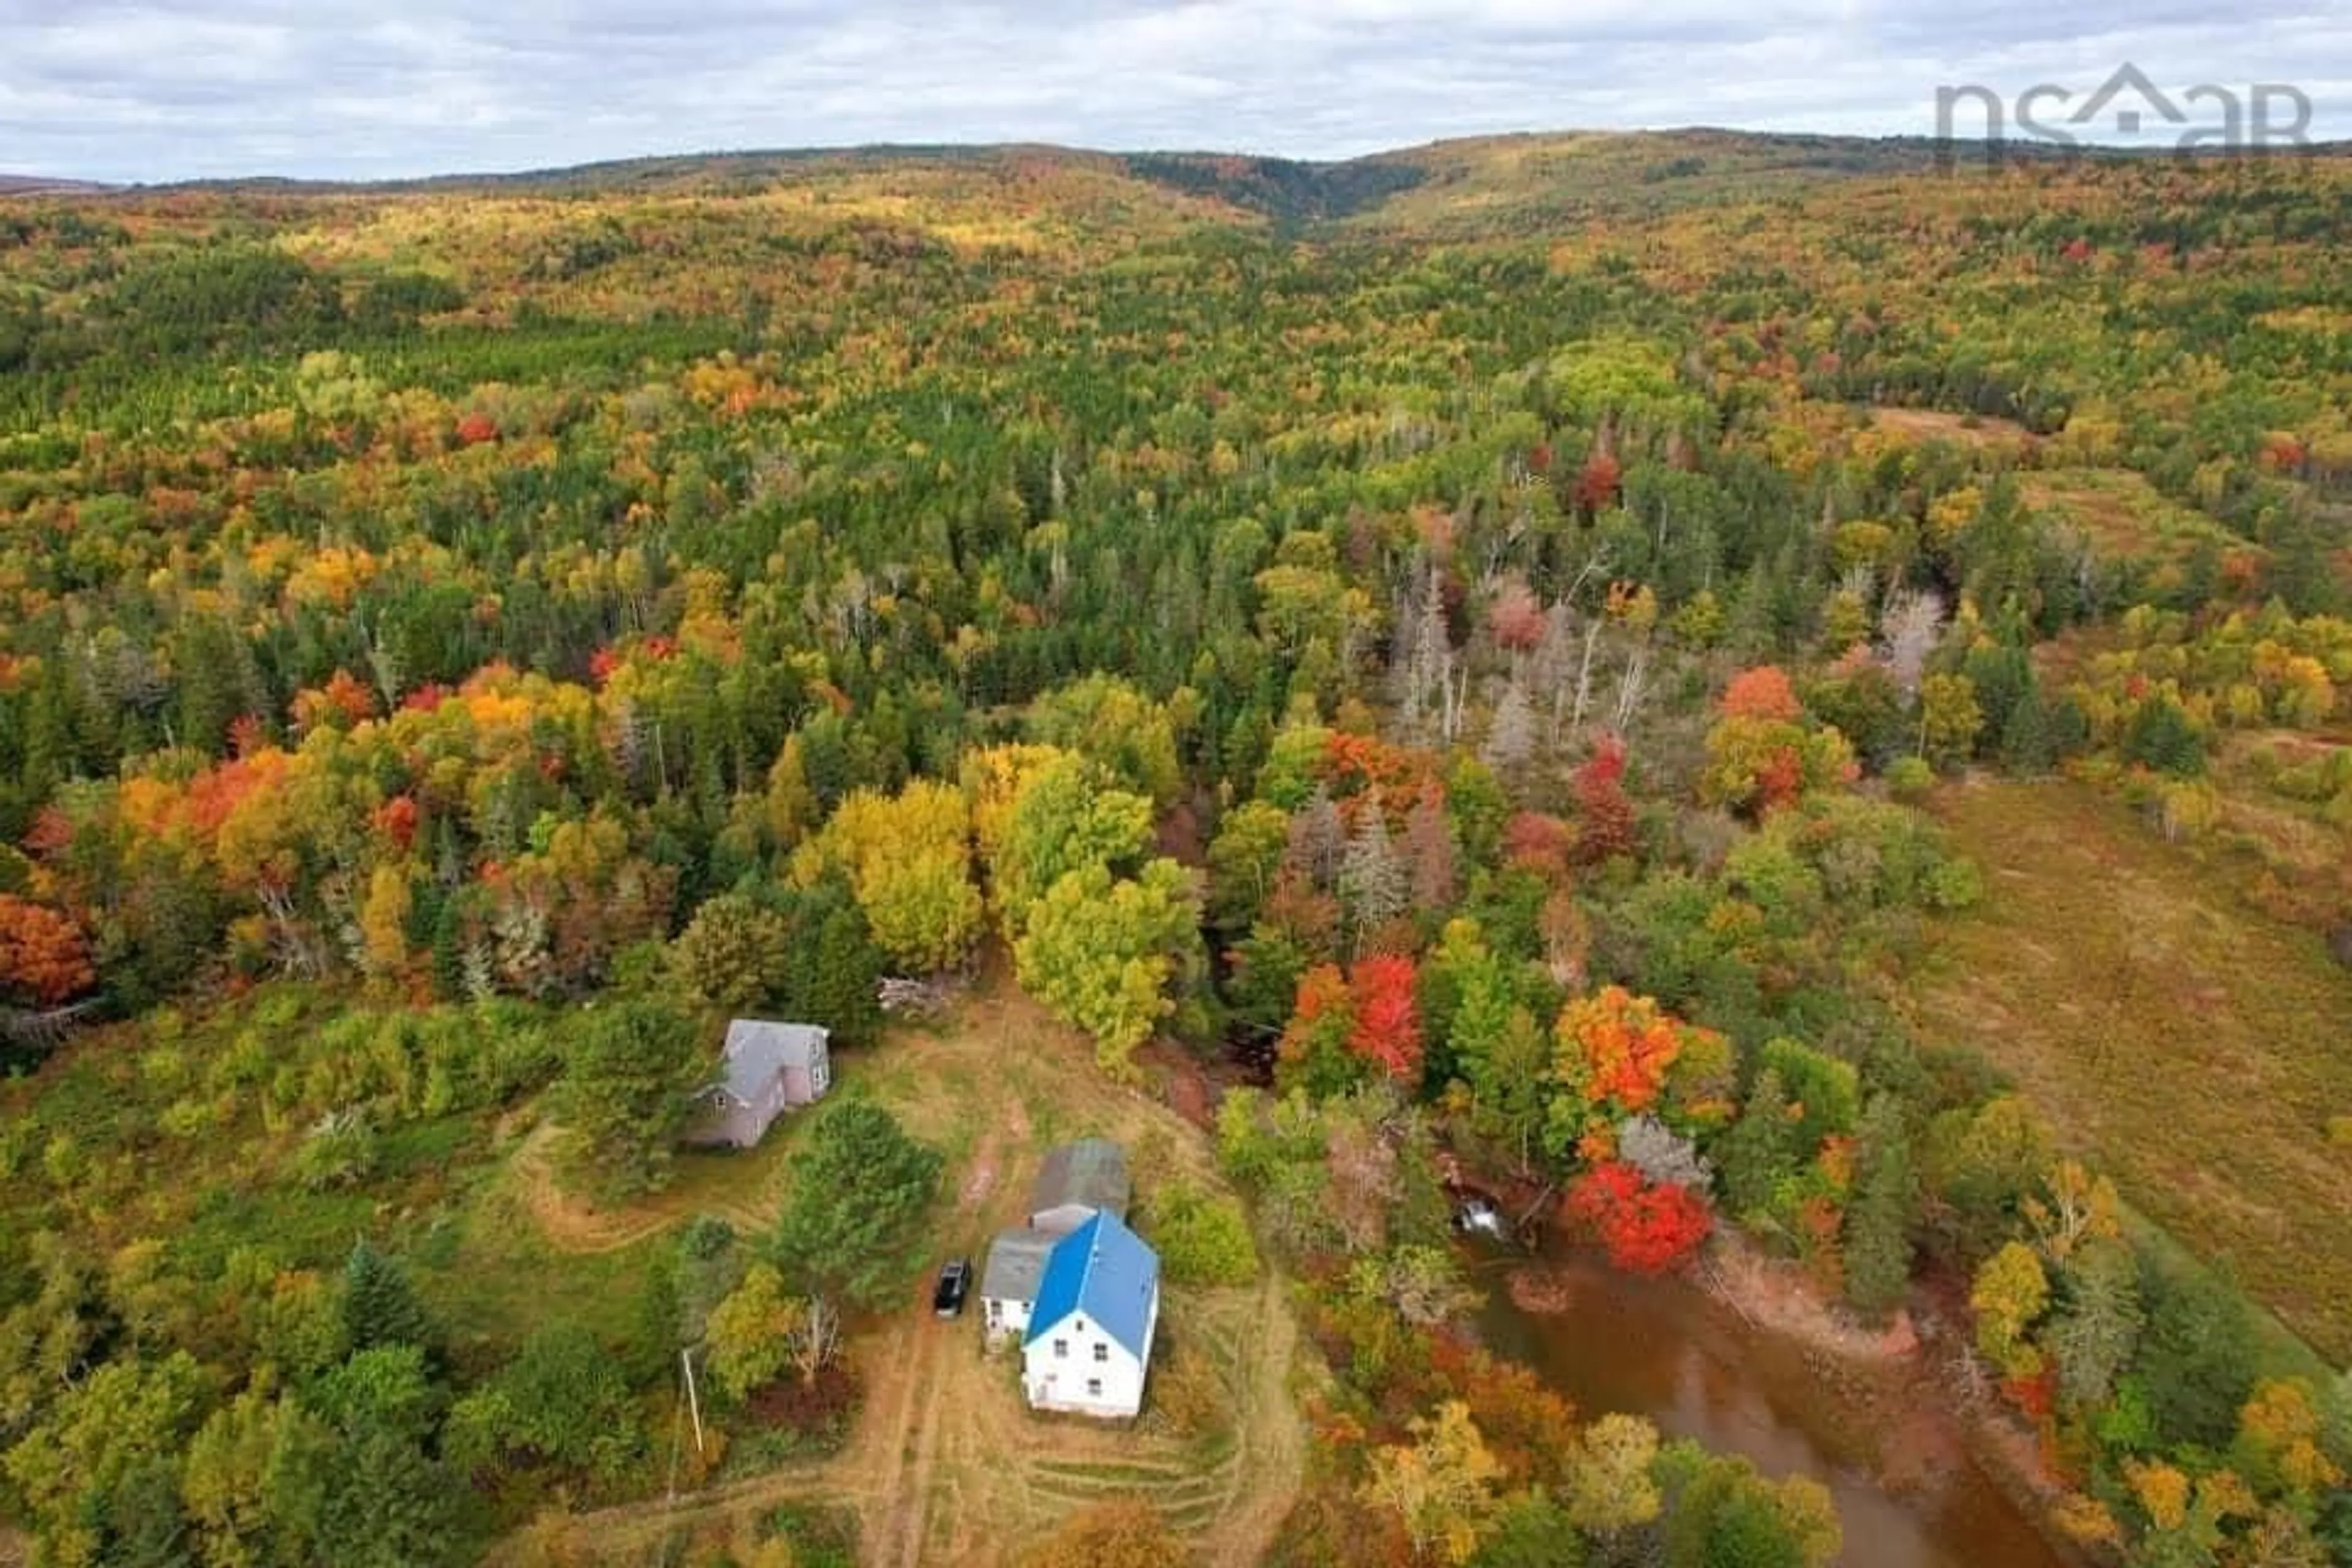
(1023, 1210, 1159, 1360)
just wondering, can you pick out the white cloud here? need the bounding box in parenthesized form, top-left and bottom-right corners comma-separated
(0, 0, 2341, 181)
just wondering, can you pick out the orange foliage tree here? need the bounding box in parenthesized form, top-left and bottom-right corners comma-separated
(1701, 666, 1857, 818)
(0, 895, 96, 1007)
(1548, 986, 1732, 1158)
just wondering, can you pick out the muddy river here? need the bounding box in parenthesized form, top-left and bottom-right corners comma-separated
(1473, 1249, 2075, 1568)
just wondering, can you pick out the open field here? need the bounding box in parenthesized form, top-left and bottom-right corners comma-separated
(2016, 466, 2245, 567)
(1869, 407, 2037, 451)
(1918, 780, 2352, 1363)
(487, 988, 1307, 1568)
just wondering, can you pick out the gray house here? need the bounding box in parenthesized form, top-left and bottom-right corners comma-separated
(684, 1019, 831, 1149)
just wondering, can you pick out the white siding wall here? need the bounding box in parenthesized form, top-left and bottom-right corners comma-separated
(982, 1294, 1033, 1338)
(1022, 1307, 1149, 1419)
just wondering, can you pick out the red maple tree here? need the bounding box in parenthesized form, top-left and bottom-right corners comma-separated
(1566, 1161, 1713, 1275)
(1571, 736, 1636, 864)
(371, 794, 421, 853)
(1488, 582, 1546, 653)
(1502, 812, 1575, 881)
(1572, 451, 1623, 516)
(1346, 954, 1423, 1085)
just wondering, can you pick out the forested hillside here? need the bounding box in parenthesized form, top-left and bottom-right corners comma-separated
(1, 135, 2348, 1567)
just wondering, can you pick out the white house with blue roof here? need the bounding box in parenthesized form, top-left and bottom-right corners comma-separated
(1022, 1210, 1159, 1420)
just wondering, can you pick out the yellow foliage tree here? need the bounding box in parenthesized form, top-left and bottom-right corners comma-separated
(1360, 1400, 1504, 1566)
(1970, 1242, 2050, 1378)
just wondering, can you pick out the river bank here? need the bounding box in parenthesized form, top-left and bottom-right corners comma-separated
(1480, 1230, 2088, 1568)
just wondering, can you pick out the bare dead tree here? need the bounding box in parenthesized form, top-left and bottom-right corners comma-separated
(1531, 600, 1579, 746)
(1878, 587, 1947, 698)
(1569, 617, 1604, 738)
(1481, 681, 1536, 776)
(786, 1293, 842, 1386)
(1390, 562, 1454, 743)
(1611, 637, 1653, 733)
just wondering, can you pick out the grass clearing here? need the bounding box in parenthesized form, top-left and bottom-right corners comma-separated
(488, 985, 1309, 1568)
(1870, 407, 2037, 451)
(2018, 466, 2245, 567)
(1919, 779, 2352, 1363)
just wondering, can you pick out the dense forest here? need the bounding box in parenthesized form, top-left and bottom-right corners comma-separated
(1, 134, 2349, 1567)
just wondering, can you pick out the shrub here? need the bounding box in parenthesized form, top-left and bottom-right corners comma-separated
(1884, 755, 1934, 800)
(1144, 1178, 1260, 1287)
(1145, 1336, 1227, 1441)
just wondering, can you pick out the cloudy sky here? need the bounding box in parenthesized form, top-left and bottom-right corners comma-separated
(4, 0, 2346, 183)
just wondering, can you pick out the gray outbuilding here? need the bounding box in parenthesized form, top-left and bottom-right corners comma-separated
(684, 1019, 831, 1149)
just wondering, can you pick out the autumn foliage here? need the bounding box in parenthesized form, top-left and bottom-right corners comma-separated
(1570, 736, 1635, 864)
(1558, 986, 1687, 1114)
(1346, 953, 1424, 1085)
(1281, 955, 1424, 1088)
(0, 895, 95, 1007)
(1719, 665, 1803, 723)
(1566, 1161, 1713, 1274)
(1571, 451, 1623, 516)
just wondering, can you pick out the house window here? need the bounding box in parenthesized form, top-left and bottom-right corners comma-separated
(1086, 1378, 1102, 1397)
(1053, 1339, 1068, 1359)
(1093, 1343, 1109, 1363)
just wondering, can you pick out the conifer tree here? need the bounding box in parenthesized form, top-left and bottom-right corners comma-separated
(1842, 1094, 1918, 1322)
(1717, 1067, 1798, 1218)
(341, 1239, 434, 1362)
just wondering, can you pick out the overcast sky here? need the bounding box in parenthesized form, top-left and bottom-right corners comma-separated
(3, 0, 2346, 183)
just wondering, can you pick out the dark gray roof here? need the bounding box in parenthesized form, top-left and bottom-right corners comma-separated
(1028, 1138, 1130, 1221)
(717, 1019, 826, 1104)
(979, 1226, 1057, 1304)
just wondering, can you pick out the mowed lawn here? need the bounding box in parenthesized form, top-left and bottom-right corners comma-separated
(1920, 780, 2352, 1365)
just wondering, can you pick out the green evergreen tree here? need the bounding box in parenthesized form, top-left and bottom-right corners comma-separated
(1717, 1068, 1798, 1219)
(341, 1239, 434, 1362)
(1841, 1095, 1917, 1323)
(770, 1101, 941, 1311)
(1997, 687, 2059, 775)
(2135, 1252, 2259, 1449)
(799, 904, 885, 1048)
(2123, 696, 2206, 777)
(553, 999, 704, 1201)
(99, 1454, 192, 1568)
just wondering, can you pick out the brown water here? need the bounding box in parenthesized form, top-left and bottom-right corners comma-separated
(1474, 1251, 2075, 1568)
